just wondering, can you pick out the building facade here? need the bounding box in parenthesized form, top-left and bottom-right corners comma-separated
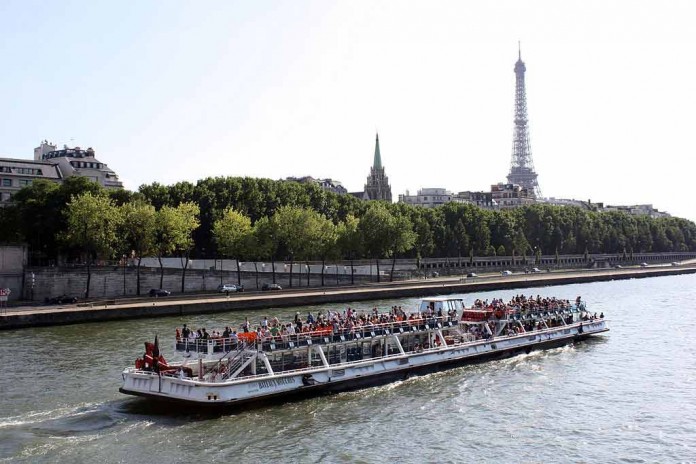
(34, 141, 123, 189)
(455, 190, 495, 209)
(399, 188, 457, 208)
(0, 158, 62, 204)
(490, 182, 535, 208)
(0, 141, 123, 204)
(285, 176, 348, 195)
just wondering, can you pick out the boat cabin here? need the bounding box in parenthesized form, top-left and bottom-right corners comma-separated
(418, 297, 464, 315)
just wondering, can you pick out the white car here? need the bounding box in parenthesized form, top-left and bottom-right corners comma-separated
(218, 284, 238, 293)
(501, 270, 512, 276)
(640, 263, 649, 268)
(531, 267, 542, 273)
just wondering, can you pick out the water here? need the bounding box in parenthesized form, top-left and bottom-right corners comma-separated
(1, 275, 695, 463)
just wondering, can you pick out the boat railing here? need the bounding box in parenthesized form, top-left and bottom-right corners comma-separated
(174, 315, 460, 354)
(190, 318, 605, 384)
(148, 318, 606, 383)
(172, 307, 598, 355)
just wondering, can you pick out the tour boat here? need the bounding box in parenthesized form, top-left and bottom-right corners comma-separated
(120, 296, 608, 407)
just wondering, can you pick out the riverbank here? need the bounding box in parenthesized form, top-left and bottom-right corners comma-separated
(2, 265, 695, 330)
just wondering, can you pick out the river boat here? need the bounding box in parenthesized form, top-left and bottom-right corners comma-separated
(120, 296, 608, 407)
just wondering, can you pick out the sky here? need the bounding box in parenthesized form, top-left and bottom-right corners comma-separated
(2, 1, 696, 221)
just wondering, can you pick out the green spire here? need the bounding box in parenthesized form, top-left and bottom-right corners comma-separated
(373, 133, 382, 170)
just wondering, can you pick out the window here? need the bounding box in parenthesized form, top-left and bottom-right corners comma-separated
(2, 179, 11, 187)
(19, 179, 31, 187)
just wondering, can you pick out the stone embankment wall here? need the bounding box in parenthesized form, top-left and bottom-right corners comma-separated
(0, 245, 27, 301)
(23, 266, 374, 302)
(18, 251, 696, 302)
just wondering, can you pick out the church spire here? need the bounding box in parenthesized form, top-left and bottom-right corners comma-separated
(364, 133, 391, 202)
(373, 133, 382, 170)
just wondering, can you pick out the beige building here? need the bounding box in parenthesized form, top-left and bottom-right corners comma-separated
(0, 140, 123, 204)
(490, 183, 535, 208)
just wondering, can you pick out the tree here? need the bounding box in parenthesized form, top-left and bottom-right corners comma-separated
(173, 202, 201, 293)
(358, 204, 416, 282)
(63, 192, 121, 298)
(213, 208, 253, 286)
(252, 216, 279, 287)
(272, 206, 323, 288)
(119, 201, 157, 295)
(153, 203, 200, 291)
(336, 214, 362, 285)
(315, 217, 338, 286)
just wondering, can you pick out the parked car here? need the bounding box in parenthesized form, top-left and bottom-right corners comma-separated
(671, 262, 680, 266)
(262, 283, 282, 291)
(148, 288, 171, 297)
(218, 284, 238, 293)
(640, 262, 649, 268)
(45, 295, 78, 305)
(531, 267, 542, 273)
(501, 270, 512, 276)
(613, 264, 623, 269)
(466, 272, 478, 278)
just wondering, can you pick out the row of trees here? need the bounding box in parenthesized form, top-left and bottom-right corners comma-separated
(1, 175, 696, 295)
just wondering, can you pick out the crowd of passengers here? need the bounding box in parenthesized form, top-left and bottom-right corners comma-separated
(175, 295, 603, 346)
(471, 294, 581, 313)
(176, 304, 459, 345)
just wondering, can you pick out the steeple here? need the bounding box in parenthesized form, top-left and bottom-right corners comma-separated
(364, 133, 392, 202)
(373, 133, 382, 170)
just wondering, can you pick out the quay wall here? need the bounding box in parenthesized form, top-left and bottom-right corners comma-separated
(17, 251, 696, 302)
(0, 245, 27, 301)
(2, 266, 696, 330)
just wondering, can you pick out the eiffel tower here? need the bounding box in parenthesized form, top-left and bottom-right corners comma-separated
(507, 44, 541, 198)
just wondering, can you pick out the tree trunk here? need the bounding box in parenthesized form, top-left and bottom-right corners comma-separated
(335, 261, 339, 285)
(288, 257, 293, 288)
(85, 250, 92, 299)
(254, 262, 259, 289)
(271, 256, 276, 283)
(306, 261, 310, 286)
(390, 254, 397, 282)
(136, 256, 142, 296)
(158, 255, 164, 288)
(180, 252, 189, 293)
(236, 259, 242, 286)
(350, 258, 354, 285)
(376, 259, 380, 283)
(321, 259, 325, 286)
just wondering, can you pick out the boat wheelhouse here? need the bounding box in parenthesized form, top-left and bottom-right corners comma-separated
(120, 296, 608, 407)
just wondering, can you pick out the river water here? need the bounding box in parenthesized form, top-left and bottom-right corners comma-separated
(1, 274, 695, 463)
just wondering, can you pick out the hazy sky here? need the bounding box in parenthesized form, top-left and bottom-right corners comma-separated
(2, 1, 695, 220)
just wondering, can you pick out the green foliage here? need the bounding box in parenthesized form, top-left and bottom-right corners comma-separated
(5, 173, 696, 264)
(213, 208, 253, 259)
(119, 201, 157, 259)
(63, 192, 121, 260)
